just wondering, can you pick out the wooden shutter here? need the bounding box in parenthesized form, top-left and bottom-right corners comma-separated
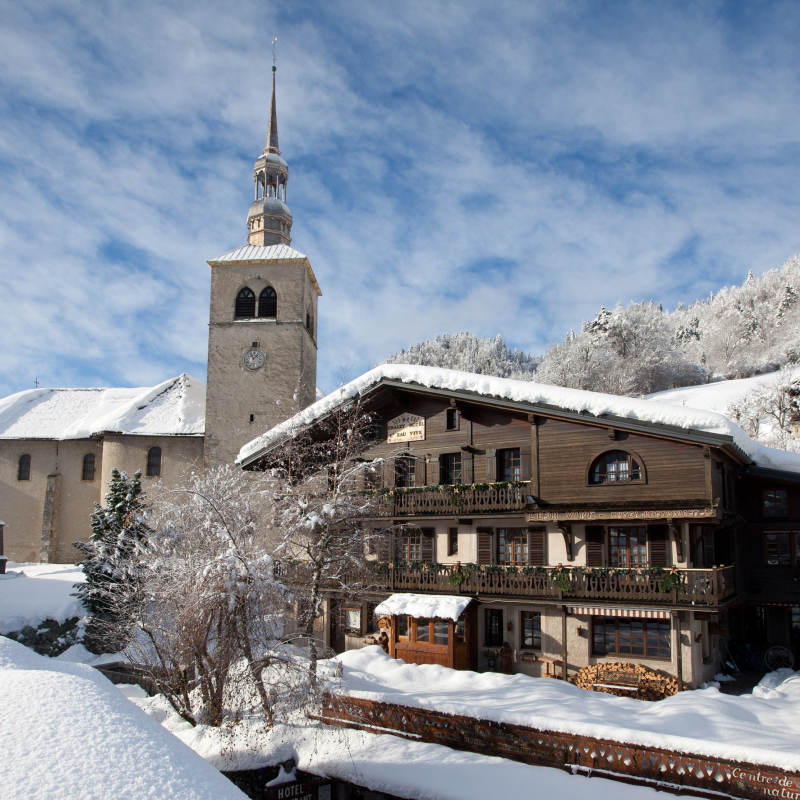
(585, 525, 606, 567)
(520, 444, 532, 481)
(477, 527, 493, 565)
(703, 533, 716, 567)
(374, 529, 393, 562)
(427, 455, 439, 487)
(383, 458, 395, 488)
(461, 452, 473, 484)
(420, 528, 435, 563)
(485, 449, 497, 482)
(528, 527, 546, 565)
(648, 524, 669, 567)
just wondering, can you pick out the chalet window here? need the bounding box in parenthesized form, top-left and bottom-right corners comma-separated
(395, 455, 416, 488)
(397, 616, 409, 640)
(521, 611, 541, 650)
(258, 286, 277, 318)
(764, 489, 788, 518)
(590, 451, 642, 484)
(446, 408, 459, 430)
(592, 617, 671, 659)
(17, 454, 31, 481)
(485, 609, 503, 646)
(416, 618, 430, 643)
(146, 446, 162, 477)
(498, 528, 528, 565)
(499, 448, 521, 482)
(610, 527, 647, 568)
(397, 529, 422, 562)
(448, 527, 459, 556)
(441, 453, 462, 485)
(234, 287, 256, 318)
(82, 453, 96, 481)
(765, 533, 792, 566)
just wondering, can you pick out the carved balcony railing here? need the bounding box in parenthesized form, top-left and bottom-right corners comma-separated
(379, 564, 737, 607)
(377, 485, 529, 517)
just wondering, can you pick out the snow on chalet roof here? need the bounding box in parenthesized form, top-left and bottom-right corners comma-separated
(237, 364, 800, 474)
(375, 593, 472, 622)
(209, 244, 307, 262)
(0, 374, 205, 440)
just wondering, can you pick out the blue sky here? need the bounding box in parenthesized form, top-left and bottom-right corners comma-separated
(2, 0, 800, 397)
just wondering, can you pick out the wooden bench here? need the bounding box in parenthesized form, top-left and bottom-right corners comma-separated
(592, 666, 641, 697)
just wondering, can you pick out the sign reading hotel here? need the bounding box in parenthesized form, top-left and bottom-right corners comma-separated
(528, 507, 718, 522)
(387, 412, 425, 443)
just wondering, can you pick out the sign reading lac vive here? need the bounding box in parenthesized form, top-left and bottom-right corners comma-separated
(387, 412, 425, 444)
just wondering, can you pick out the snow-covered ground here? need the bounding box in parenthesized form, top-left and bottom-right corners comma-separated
(0, 561, 86, 632)
(334, 647, 800, 772)
(0, 636, 247, 800)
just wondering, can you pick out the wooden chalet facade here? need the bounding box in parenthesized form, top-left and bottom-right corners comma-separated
(241, 367, 800, 688)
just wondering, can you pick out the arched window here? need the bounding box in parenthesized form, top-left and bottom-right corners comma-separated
(82, 453, 96, 481)
(259, 286, 277, 318)
(17, 454, 31, 481)
(590, 451, 642, 484)
(146, 446, 162, 478)
(235, 288, 256, 319)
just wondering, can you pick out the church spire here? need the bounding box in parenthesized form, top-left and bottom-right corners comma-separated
(247, 52, 291, 247)
(264, 66, 280, 155)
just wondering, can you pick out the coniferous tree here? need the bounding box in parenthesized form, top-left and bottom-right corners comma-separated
(73, 468, 150, 653)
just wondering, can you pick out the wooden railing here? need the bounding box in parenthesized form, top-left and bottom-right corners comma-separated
(384, 564, 736, 607)
(388, 485, 529, 516)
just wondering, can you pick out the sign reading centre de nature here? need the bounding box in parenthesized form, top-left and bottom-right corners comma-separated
(387, 412, 425, 443)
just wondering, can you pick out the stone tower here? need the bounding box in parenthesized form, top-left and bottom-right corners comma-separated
(204, 65, 322, 468)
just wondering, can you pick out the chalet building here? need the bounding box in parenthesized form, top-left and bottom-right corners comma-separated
(239, 365, 800, 687)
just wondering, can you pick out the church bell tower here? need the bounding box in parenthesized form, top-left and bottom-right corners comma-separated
(203, 63, 321, 468)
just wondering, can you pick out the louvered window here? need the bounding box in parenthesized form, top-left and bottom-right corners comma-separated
(235, 288, 256, 318)
(259, 287, 277, 318)
(82, 453, 96, 481)
(146, 446, 162, 477)
(17, 454, 31, 481)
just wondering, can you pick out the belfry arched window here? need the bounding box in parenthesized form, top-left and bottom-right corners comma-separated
(17, 454, 31, 481)
(235, 288, 256, 319)
(146, 447, 162, 478)
(259, 286, 277, 318)
(590, 451, 643, 484)
(82, 453, 96, 481)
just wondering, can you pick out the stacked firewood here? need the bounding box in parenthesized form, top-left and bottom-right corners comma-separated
(571, 662, 680, 701)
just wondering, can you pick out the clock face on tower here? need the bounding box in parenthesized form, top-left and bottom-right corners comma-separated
(243, 348, 266, 370)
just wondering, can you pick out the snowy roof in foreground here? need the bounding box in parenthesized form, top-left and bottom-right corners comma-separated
(375, 593, 472, 622)
(209, 244, 307, 262)
(238, 364, 800, 474)
(0, 374, 205, 440)
(0, 637, 246, 800)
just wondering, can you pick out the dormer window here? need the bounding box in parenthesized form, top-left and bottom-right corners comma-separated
(590, 451, 642, 484)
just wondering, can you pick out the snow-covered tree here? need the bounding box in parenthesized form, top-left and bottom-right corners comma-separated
(73, 469, 150, 653)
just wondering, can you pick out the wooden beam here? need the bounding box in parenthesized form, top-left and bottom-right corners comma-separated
(562, 608, 569, 681)
(558, 524, 573, 561)
(528, 415, 540, 497)
(675, 612, 684, 692)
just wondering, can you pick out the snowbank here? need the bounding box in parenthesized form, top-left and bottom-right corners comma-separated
(375, 593, 471, 622)
(0, 562, 86, 632)
(0, 373, 205, 439)
(238, 364, 800, 473)
(132, 693, 703, 800)
(0, 637, 246, 800)
(335, 647, 800, 772)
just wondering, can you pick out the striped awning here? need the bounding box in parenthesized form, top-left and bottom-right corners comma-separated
(567, 606, 673, 620)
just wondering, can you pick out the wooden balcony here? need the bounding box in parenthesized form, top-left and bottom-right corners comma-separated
(380, 485, 529, 516)
(383, 564, 737, 608)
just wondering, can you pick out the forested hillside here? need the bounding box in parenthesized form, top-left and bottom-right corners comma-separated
(382, 255, 800, 450)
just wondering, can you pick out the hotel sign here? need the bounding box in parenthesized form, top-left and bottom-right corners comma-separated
(387, 412, 425, 443)
(528, 507, 718, 522)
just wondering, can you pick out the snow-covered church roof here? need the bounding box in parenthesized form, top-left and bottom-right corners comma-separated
(0, 374, 205, 440)
(237, 364, 800, 475)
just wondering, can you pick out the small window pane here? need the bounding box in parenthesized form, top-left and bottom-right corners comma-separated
(416, 619, 431, 643)
(17, 454, 31, 481)
(433, 620, 449, 645)
(82, 453, 96, 481)
(396, 456, 416, 488)
(764, 490, 788, 517)
(446, 408, 458, 430)
(441, 453, 462, 485)
(766, 533, 791, 566)
(499, 448, 521, 482)
(397, 530, 422, 562)
(521, 611, 541, 649)
(397, 616, 409, 640)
